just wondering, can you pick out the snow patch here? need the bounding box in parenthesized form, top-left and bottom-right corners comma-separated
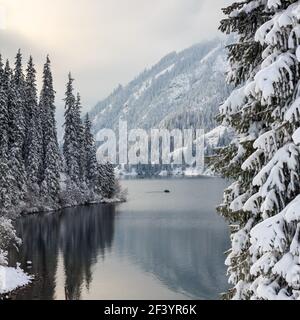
(0, 265, 32, 295)
(154, 64, 175, 79)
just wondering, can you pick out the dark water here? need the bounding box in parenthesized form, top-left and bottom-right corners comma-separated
(9, 178, 230, 300)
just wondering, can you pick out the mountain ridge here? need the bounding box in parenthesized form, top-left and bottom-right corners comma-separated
(89, 38, 232, 135)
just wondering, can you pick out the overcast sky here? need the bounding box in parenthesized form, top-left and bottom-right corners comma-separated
(0, 0, 230, 115)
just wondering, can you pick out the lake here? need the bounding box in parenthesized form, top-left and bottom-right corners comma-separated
(9, 178, 230, 300)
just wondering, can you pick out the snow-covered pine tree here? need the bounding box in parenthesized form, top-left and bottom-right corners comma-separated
(25, 56, 42, 191)
(96, 162, 116, 199)
(8, 51, 27, 201)
(105, 162, 116, 199)
(0, 54, 3, 78)
(78, 121, 87, 187)
(0, 57, 16, 211)
(39, 56, 61, 200)
(63, 73, 80, 189)
(84, 113, 98, 190)
(210, 1, 269, 300)
(215, 0, 300, 300)
(0, 55, 8, 161)
(24, 56, 36, 146)
(246, 0, 300, 300)
(75, 94, 87, 186)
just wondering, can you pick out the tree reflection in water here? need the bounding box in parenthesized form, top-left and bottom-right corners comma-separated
(8, 205, 116, 300)
(7, 179, 230, 300)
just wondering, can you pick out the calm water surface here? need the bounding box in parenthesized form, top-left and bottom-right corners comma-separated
(9, 178, 230, 300)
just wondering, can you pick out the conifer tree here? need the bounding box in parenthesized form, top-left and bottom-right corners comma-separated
(246, 0, 300, 300)
(210, 2, 268, 299)
(63, 73, 80, 188)
(214, 0, 300, 300)
(96, 163, 115, 199)
(25, 56, 42, 190)
(0, 56, 15, 211)
(39, 56, 61, 200)
(84, 113, 98, 190)
(0, 52, 118, 213)
(103, 162, 116, 199)
(8, 51, 27, 200)
(0, 54, 3, 79)
(75, 94, 86, 185)
(0, 55, 8, 160)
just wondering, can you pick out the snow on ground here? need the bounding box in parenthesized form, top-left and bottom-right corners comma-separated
(0, 265, 32, 295)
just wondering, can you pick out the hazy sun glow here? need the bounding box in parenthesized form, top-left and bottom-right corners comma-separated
(1, 0, 96, 50)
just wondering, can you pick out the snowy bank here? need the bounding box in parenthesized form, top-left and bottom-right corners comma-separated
(0, 264, 32, 295)
(0, 218, 32, 296)
(0, 186, 126, 297)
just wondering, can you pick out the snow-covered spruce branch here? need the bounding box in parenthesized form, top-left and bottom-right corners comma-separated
(212, 0, 300, 300)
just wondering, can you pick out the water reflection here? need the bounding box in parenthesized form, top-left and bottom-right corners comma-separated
(9, 205, 116, 300)
(8, 178, 230, 300)
(114, 214, 228, 299)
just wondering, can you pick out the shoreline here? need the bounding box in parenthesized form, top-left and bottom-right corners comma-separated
(1, 176, 219, 299)
(1, 197, 126, 298)
(18, 196, 126, 218)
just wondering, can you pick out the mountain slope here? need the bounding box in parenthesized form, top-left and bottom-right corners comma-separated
(89, 38, 232, 134)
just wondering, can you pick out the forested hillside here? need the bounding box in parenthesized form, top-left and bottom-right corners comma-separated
(89, 38, 233, 176)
